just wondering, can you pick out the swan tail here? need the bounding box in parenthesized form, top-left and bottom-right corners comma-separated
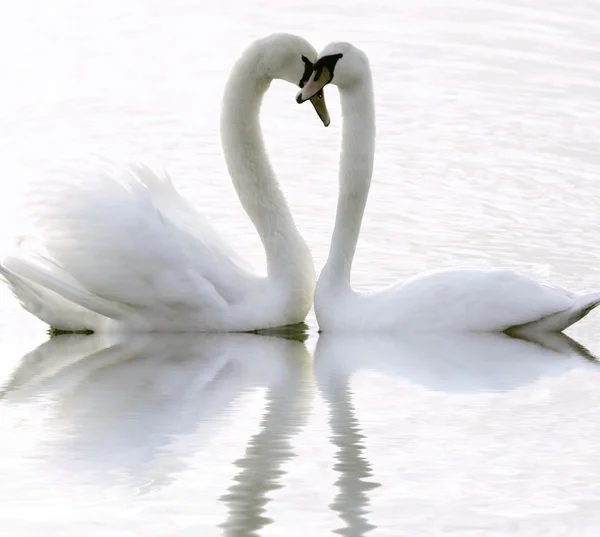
(0, 265, 86, 330)
(509, 291, 600, 335)
(1, 254, 127, 322)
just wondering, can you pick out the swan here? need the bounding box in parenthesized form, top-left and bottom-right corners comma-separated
(297, 42, 600, 333)
(0, 33, 330, 332)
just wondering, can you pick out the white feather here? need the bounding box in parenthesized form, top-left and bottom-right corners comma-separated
(0, 34, 320, 332)
(311, 42, 600, 333)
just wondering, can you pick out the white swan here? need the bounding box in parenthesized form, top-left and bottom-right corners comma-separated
(0, 33, 330, 332)
(297, 42, 600, 333)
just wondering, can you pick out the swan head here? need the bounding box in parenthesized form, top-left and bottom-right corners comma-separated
(256, 33, 330, 126)
(295, 42, 369, 103)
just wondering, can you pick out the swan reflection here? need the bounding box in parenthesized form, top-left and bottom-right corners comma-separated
(313, 331, 598, 536)
(219, 337, 312, 536)
(1, 332, 310, 506)
(315, 331, 597, 394)
(315, 357, 381, 537)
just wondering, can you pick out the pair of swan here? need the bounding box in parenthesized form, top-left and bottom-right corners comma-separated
(1, 33, 598, 333)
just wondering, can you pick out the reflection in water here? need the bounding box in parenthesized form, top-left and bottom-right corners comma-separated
(316, 369, 381, 537)
(314, 330, 598, 535)
(3, 330, 598, 535)
(219, 338, 312, 537)
(314, 331, 597, 395)
(1, 334, 113, 396)
(1, 332, 309, 495)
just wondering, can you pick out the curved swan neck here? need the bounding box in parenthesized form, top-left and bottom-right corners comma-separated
(220, 48, 313, 284)
(319, 75, 376, 292)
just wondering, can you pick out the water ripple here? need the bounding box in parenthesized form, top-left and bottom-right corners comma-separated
(219, 344, 312, 536)
(317, 371, 381, 536)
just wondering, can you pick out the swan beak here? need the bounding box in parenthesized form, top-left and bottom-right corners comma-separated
(296, 66, 330, 104)
(297, 67, 331, 127)
(308, 90, 330, 127)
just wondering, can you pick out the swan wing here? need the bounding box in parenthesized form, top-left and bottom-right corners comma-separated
(3, 166, 252, 328)
(131, 164, 250, 272)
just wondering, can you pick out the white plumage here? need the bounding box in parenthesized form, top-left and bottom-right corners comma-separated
(1, 34, 323, 332)
(297, 42, 600, 333)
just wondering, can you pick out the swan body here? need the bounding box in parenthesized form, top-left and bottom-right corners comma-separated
(0, 34, 330, 332)
(297, 42, 600, 333)
(315, 266, 600, 333)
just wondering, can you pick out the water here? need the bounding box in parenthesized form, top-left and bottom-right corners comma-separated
(1, 0, 600, 534)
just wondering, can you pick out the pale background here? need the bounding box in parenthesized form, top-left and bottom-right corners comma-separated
(1, 0, 600, 535)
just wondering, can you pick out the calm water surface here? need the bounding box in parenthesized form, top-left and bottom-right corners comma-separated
(1, 0, 600, 535)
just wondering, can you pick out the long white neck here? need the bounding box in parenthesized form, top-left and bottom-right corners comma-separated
(220, 49, 315, 290)
(318, 75, 376, 294)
